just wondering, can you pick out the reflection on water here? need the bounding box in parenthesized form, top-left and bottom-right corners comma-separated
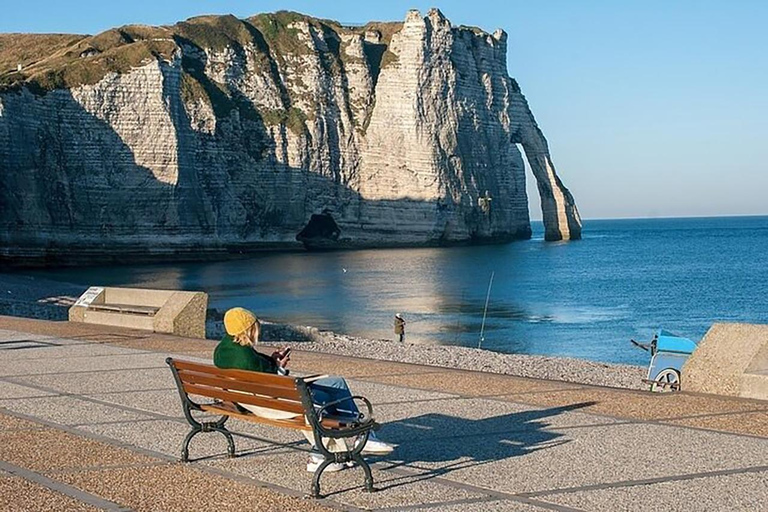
(25, 217, 768, 365)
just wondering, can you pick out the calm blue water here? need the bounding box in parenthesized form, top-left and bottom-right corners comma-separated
(25, 216, 768, 365)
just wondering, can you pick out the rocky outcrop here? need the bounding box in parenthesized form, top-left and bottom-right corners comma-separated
(0, 9, 581, 265)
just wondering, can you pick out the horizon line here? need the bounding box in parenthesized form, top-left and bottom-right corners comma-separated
(530, 213, 768, 222)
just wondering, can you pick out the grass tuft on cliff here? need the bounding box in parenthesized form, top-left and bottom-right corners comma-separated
(248, 11, 325, 61)
(175, 14, 255, 52)
(261, 107, 308, 135)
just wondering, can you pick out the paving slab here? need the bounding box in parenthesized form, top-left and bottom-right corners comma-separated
(0, 328, 65, 343)
(0, 352, 166, 377)
(386, 498, 556, 511)
(0, 475, 99, 512)
(0, 316, 154, 341)
(0, 381, 57, 400)
(539, 469, 768, 512)
(0, 410, 46, 430)
(289, 352, 433, 378)
(0, 395, 154, 426)
(17, 367, 174, 395)
(0, 427, 155, 472)
(0, 409, 331, 512)
(495, 387, 768, 422)
(340, 378, 459, 405)
(364, 371, 581, 398)
(110, 335, 214, 355)
(388, 421, 768, 495)
(208, 450, 491, 509)
(54, 463, 334, 512)
(665, 409, 768, 438)
(80, 418, 273, 460)
(376, 397, 618, 448)
(0, 342, 145, 361)
(86, 389, 186, 417)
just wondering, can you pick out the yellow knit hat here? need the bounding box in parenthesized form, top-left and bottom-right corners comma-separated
(224, 307, 257, 336)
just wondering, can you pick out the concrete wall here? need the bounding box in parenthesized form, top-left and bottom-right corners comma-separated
(683, 323, 768, 401)
(69, 287, 207, 338)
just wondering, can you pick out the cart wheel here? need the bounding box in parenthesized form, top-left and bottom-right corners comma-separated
(651, 368, 680, 392)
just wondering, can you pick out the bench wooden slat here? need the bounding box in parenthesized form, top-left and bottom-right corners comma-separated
(173, 360, 298, 387)
(183, 383, 306, 415)
(178, 370, 302, 401)
(199, 404, 310, 431)
(198, 404, 353, 431)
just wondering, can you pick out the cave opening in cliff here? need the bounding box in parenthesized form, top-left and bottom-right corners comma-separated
(296, 209, 341, 249)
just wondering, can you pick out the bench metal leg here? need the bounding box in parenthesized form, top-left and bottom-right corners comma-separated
(308, 452, 376, 498)
(181, 427, 201, 462)
(211, 425, 236, 458)
(180, 416, 236, 462)
(352, 452, 376, 493)
(310, 458, 335, 499)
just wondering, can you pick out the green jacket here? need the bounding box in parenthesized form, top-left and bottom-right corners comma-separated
(213, 335, 278, 374)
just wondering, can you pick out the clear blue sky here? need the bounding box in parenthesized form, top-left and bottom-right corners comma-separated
(3, 1, 767, 220)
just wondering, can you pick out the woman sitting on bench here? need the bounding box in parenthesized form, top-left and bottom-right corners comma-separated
(214, 307, 395, 472)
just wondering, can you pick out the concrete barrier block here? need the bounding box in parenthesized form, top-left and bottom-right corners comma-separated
(69, 287, 208, 339)
(682, 323, 768, 400)
(741, 371, 768, 401)
(154, 291, 208, 339)
(68, 286, 105, 323)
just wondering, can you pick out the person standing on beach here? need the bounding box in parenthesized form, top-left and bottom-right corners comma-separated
(394, 313, 406, 343)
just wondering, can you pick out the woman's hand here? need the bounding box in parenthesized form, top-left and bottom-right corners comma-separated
(271, 347, 291, 368)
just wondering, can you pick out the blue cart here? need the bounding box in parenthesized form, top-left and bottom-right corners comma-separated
(631, 329, 698, 392)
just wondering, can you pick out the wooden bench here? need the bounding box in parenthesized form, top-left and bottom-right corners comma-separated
(166, 358, 379, 498)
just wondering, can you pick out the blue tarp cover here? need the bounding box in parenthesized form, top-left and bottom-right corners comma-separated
(656, 329, 698, 354)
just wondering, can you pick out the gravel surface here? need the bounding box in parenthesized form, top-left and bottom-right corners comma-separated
(264, 330, 647, 391)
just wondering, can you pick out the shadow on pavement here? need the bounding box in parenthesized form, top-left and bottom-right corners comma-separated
(363, 402, 597, 493)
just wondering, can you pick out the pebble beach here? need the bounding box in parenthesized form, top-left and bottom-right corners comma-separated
(263, 330, 647, 391)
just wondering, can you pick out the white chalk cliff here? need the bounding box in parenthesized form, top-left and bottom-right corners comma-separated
(0, 9, 581, 264)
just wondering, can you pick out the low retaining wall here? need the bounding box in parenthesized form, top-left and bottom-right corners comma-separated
(683, 323, 768, 400)
(69, 287, 208, 338)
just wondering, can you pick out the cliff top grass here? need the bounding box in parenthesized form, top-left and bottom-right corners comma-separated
(0, 27, 177, 92)
(0, 34, 87, 73)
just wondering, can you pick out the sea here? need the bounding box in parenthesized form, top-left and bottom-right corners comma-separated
(25, 216, 768, 366)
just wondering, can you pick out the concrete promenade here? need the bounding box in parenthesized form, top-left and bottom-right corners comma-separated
(0, 315, 766, 511)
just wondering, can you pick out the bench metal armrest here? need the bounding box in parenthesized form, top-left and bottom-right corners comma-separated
(314, 395, 377, 438)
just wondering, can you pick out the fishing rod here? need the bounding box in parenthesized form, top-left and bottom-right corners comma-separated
(478, 271, 495, 349)
(453, 290, 465, 345)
